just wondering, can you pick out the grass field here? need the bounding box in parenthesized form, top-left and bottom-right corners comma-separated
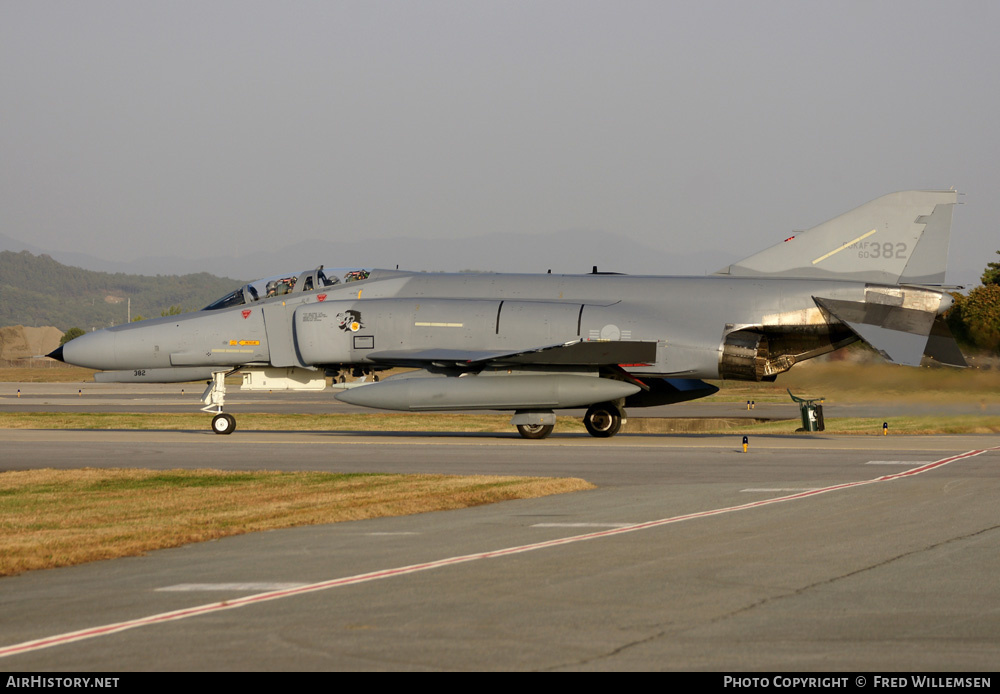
(0, 365, 96, 382)
(0, 411, 998, 435)
(0, 468, 593, 576)
(2, 359, 997, 576)
(707, 359, 1000, 404)
(5, 359, 1000, 403)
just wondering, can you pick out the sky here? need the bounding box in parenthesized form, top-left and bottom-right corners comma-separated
(2, 1, 998, 285)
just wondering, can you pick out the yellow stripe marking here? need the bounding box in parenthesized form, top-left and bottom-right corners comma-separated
(812, 229, 877, 265)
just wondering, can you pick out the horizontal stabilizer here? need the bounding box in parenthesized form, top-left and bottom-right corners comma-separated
(367, 340, 657, 368)
(814, 296, 966, 367)
(717, 190, 959, 284)
(924, 316, 968, 367)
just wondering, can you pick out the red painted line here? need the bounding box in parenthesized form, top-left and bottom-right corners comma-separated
(2, 446, 995, 659)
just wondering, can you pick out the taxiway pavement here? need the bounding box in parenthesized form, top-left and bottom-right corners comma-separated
(1, 426, 998, 671)
(3, 380, 998, 420)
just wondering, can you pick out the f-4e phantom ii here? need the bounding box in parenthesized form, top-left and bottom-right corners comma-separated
(50, 190, 966, 438)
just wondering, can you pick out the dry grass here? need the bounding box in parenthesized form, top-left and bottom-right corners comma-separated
(1, 361, 997, 435)
(0, 411, 588, 433)
(705, 361, 1000, 404)
(680, 415, 1000, 435)
(3, 361, 998, 400)
(0, 468, 594, 576)
(813, 415, 1000, 435)
(0, 366, 97, 382)
(0, 411, 997, 434)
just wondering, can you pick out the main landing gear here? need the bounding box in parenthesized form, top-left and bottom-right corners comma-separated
(202, 370, 238, 435)
(511, 401, 627, 440)
(583, 401, 625, 438)
(516, 423, 555, 440)
(512, 410, 557, 440)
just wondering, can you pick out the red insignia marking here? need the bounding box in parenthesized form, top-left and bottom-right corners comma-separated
(242, 310, 251, 319)
(317, 294, 327, 302)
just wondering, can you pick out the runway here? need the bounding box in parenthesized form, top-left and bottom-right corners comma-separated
(1, 425, 998, 671)
(3, 380, 999, 420)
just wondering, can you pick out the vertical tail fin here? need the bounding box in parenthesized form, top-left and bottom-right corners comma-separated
(716, 190, 959, 285)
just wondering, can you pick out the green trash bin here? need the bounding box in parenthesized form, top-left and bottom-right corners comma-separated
(788, 389, 825, 432)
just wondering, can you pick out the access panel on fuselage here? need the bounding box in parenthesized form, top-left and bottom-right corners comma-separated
(293, 298, 503, 365)
(496, 301, 582, 344)
(262, 303, 303, 367)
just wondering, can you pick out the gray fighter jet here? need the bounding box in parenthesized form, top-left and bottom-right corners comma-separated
(50, 190, 966, 438)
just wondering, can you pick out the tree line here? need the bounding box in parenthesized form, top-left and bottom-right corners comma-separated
(0, 251, 245, 332)
(947, 251, 1000, 354)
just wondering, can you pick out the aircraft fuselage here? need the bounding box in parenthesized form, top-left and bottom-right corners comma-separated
(48, 190, 966, 437)
(58, 270, 949, 381)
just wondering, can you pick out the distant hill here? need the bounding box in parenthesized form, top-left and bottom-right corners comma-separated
(0, 251, 245, 331)
(0, 229, 734, 279)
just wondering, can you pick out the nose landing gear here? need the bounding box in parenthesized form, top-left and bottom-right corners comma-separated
(203, 370, 239, 435)
(211, 412, 237, 435)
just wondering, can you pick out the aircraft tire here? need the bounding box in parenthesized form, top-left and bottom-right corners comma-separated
(212, 413, 236, 435)
(516, 424, 554, 440)
(583, 402, 623, 438)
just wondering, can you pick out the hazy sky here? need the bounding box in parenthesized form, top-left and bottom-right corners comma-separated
(2, 1, 997, 284)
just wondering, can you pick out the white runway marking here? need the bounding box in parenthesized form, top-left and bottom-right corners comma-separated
(531, 522, 634, 528)
(741, 488, 817, 493)
(866, 460, 933, 465)
(1, 446, 995, 660)
(156, 583, 307, 592)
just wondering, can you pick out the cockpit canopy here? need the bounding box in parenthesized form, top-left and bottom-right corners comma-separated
(202, 266, 372, 311)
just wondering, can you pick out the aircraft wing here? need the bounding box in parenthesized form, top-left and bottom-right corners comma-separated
(366, 339, 658, 369)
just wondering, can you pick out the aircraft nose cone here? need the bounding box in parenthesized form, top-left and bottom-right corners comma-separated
(47, 345, 64, 362)
(58, 329, 118, 370)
